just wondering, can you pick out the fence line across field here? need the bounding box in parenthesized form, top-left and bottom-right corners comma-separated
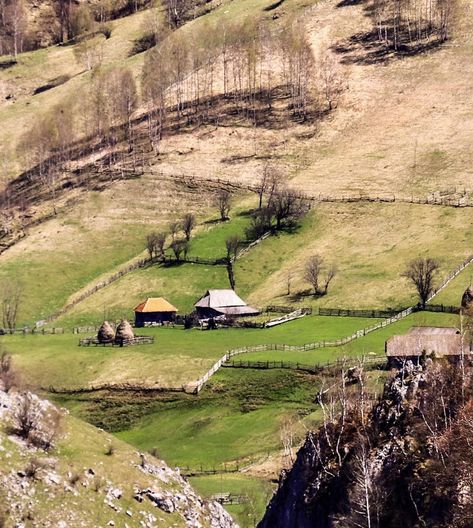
(186, 253, 473, 393)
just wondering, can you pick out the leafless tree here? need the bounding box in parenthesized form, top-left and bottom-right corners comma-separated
(170, 238, 188, 262)
(56, 0, 73, 42)
(280, 415, 296, 463)
(256, 163, 282, 210)
(318, 51, 346, 111)
(225, 235, 241, 262)
(286, 270, 293, 296)
(163, 0, 192, 28)
(270, 187, 308, 230)
(323, 264, 338, 295)
(225, 235, 241, 290)
(73, 37, 104, 71)
(214, 189, 232, 221)
(1, 281, 21, 332)
(168, 220, 181, 241)
(402, 257, 440, 308)
(0, 351, 17, 392)
(146, 232, 158, 260)
(182, 213, 196, 241)
(305, 254, 324, 295)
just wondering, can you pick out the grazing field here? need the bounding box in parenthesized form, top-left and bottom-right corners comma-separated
(51, 201, 473, 328)
(55, 368, 326, 526)
(188, 474, 274, 528)
(3, 314, 381, 389)
(243, 311, 459, 363)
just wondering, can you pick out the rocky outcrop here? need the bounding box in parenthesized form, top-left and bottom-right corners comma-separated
(258, 361, 468, 528)
(0, 388, 238, 528)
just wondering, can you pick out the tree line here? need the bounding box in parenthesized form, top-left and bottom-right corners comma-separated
(0, 0, 152, 57)
(370, 0, 455, 51)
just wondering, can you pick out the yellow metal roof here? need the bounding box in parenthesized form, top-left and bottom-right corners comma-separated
(134, 298, 178, 313)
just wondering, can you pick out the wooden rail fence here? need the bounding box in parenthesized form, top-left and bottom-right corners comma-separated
(185, 252, 473, 393)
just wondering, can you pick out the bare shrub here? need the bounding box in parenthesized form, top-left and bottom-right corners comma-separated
(214, 189, 232, 221)
(11, 392, 62, 450)
(68, 470, 81, 487)
(24, 457, 45, 479)
(92, 475, 105, 492)
(105, 443, 115, 456)
(0, 351, 18, 392)
(182, 213, 196, 241)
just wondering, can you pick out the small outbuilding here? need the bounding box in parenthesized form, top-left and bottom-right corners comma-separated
(134, 297, 178, 327)
(385, 326, 467, 367)
(194, 289, 260, 319)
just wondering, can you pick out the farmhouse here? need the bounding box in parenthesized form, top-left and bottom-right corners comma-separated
(134, 297, 178, 327)
(194, 289, 260, 319)
(385, 326, 467, 367)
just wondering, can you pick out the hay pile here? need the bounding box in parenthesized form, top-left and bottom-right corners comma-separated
(115, 320, 135, 345)
(97, 321, 115, 343)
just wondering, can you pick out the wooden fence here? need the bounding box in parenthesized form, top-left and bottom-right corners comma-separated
(223, 356, 386, 373)
(0, 327, 65, 335)
(79, 335, 154, 347)
(156, 171, 473, 209)
(185, 253, 473, 394)
(317, 304, 460, 318)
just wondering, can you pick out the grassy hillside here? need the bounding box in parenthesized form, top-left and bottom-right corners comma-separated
(2, 0, 473, 327)
(45, 201, 471, 329)
(0, 389, 235, 527)
(3, 314, 381, 389)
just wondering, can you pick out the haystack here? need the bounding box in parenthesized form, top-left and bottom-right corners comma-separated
(115, 320, 135, 345)
(97, 321, 115, 343)
(461, 286, 473, 310)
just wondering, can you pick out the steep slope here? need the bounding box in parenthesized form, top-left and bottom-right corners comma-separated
(258, 360, 471, 528)
(0, 386, 237, 527)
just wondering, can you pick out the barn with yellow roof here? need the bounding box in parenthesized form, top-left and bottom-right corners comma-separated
(134, 297, 178, 327)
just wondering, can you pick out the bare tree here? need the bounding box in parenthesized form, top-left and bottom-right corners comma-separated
(225, 235, 241, 262)
(163, 0, 192, 28)
(402, 257, 440, 308)
(304, 254, 324, 295)
(270, 187, 308, 230)
(286, 270, 293, 296)
(170, 238, 188, 262)
(318, 51, 346, 111)
(0, 351, 17, 392)
(256, 163, 282, 210)
(225, 235, 241, 290)
(146, 232, 158, 260)
(1, 282, 21, 332)
(155, 232, 167, 261)
(182, 213, 196, 241)
(73, 37, 104, 71)
(168, 220, 181, 241)
(323, 264, 338, 295)
(214, 189, 232, 221)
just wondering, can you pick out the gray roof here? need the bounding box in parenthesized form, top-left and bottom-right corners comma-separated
(386, 327, 463, 358)
(195, 289, 248, 309)
(216, 305, 260, 316)
(408, 326, 460, 335)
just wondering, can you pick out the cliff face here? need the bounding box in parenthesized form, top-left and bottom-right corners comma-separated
(258, 361, 472, 528)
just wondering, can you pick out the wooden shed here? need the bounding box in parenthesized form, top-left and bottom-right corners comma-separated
(385, 326, 466, 367)
(134, 298, 178, 327)
(194, 289, 260, 319)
